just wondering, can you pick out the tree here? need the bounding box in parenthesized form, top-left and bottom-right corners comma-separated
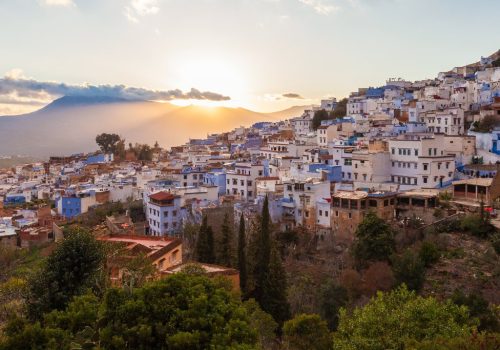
(419, 241, 441, 267)
(195, 215, 215, 264)
(391, 249, 426, 291)
(265, 247, 290, 325)
(320, 280, 348, 330)
(283, 314, 331, 350)
(238, 213, 248, 295)
(243, 299, 278, 349)
(451, 290, 499, 332)
(330, 97, 347, 119)
(1, 274, 259, 350)
(332, 285, 474, 350)
(352, 211, 395, 267)
(252, 196, 290, 325)
(27, 226, 105, 319)
(95, 133, 122, 154)
(253, 196, 272, 305)
(218, 213, 233, 267)
(312, 109, 329, 130)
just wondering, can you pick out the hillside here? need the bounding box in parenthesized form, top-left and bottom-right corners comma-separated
(0, 96, 287, 158)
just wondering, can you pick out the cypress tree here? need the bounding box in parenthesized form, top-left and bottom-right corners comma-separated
(237, 212, 247, 295)
(195, 215, 210, 263)
(254, 196, 271, 305)
(206, 225, 215, 264)
(266, 246, 290, 325)
(219, 213, 233, 267)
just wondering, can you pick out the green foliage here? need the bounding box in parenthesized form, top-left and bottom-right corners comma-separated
(27, 226, 105, 319)
(276, 228, 299, 257)
(392, 249, 426, 291)
(95, 133, 122, 154)
(283, 314, 331, 350)
(460, 214, 495, 238)
(312, 109, 329, 130)
(451, 290, 499, 332)
(128, 200, 146, 222)
(333, 285, 474, 350)
(330, 98, 347, 119)
(252, 196, 290, 325)
(238, 213, 248, 295)
(419, 241, 441, 267)
(128, 142, 153, 161)
(243, 299, 278, 349)
(411, 332, 500, 350)
(472, 115, 500, 133)
(353, 211, 395, 267)
(218, 213, 234, 267)
(195, 215, 215, 264)
(1, 274, 260, 350)
(320, 280, 348, 331)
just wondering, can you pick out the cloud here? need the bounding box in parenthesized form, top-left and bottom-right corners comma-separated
(283, 93, 304, 99)
(299, 0, 339, 14)
(0, 72, 231, 103)
(124, 0, 160, 23)
(39, 0, 75, 7)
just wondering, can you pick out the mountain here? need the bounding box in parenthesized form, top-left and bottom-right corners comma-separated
(0, 96, 291, 158)
(266, 105, 311, 120)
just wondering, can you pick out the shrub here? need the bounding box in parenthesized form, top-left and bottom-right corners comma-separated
(419, 241, 441, 267)
(392, 250, 426, 291)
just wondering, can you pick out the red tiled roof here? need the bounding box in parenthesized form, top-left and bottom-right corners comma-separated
(149, 191, 177, 201)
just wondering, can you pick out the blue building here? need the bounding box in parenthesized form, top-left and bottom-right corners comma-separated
(85, 153, 113, 165)
(3, 194, 26, 206)
(204, 172, 226, 195)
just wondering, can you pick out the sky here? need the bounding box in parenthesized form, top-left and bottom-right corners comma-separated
(0, 0, 499, 115)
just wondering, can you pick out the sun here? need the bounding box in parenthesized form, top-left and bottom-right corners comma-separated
(170, 57, 247, 108)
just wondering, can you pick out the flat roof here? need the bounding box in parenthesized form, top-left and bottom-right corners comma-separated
(453, 178, 494, 187)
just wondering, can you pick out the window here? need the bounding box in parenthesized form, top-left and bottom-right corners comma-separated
(391, 148, 395, 154)
(183, 174, 187, 179)
(164, 211, 168, 217)
(193, 174, 197, 180)
(319, 210, 323, 216)
(172, 210, 177, 217)
(248, 191, 253, 197)
(423, 177, 428, 184)
(247, 180, 252, 186)
(335, 211, 339, 217)
(325, 211, 328, 217)
(348, 213, 352, 219)
(164, 222, 169, 228)
(414, 149, 418, 156)
(423, 163, 428, 171)
(240, 180, 244, 186)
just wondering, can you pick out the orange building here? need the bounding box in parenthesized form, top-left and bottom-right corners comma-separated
(97, 234, 182, 285)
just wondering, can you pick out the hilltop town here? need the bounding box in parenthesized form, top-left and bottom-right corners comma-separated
(1, 53, 500, 349)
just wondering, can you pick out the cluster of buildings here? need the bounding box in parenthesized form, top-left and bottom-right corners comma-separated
(1, 55, 500, 276)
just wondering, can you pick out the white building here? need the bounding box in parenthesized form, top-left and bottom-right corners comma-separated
(225, 163, 265, 201)
(388, 134, 455, 189)
(146, 191, 182, 236)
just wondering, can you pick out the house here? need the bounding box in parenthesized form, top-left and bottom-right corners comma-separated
(97, 234, 183, 285)
(225, 162, 265, 201)
(331, 190, 397, 241)
(388, 133, 455, 189)
(452, 176, 500, 207)
(146, 191, 182, 236)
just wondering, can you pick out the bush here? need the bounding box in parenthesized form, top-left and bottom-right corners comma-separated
(491, 234, 500, 255)
(283, 314, 331, 350)
(363, 261, 395, 295)
(319, 280, 348, 331)
(332, 285, 474, 350)
(451, 290, 499, 332)
(460, 214, 495, 238)
(419, 241, 441, 267)
(392, 250, 426, 291)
